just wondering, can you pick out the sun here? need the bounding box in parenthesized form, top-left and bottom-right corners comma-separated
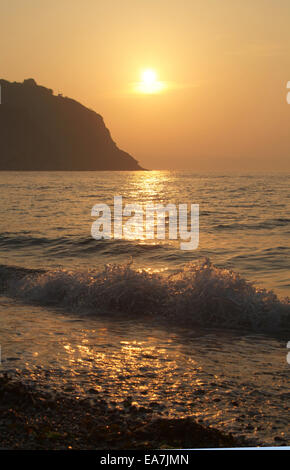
(135, 68, 165, 94)
(142, 69, 157, 86)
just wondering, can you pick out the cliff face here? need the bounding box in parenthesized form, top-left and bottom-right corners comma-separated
(0, 78, 143, 170)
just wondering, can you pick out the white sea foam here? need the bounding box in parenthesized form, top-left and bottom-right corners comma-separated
(3, 259, 289, 332)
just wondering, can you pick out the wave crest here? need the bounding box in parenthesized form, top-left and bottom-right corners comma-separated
(3, 259, 290, 332)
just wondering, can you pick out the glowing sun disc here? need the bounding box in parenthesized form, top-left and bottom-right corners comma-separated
(135, 68, 165, 94)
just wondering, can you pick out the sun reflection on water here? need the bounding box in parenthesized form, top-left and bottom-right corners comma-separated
(2, 298, 289, 444)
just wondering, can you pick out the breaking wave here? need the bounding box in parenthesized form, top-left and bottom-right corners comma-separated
(0, 259, 289, 332)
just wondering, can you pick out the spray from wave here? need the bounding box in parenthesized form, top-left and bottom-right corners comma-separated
(0, 259, 289, 332)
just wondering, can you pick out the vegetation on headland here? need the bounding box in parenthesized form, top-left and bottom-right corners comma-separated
(0, 78, 144, 171)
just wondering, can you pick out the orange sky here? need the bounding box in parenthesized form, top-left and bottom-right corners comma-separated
(1, 0, 290, 170)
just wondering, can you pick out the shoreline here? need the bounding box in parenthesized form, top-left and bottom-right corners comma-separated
(0, 373, 245, 450)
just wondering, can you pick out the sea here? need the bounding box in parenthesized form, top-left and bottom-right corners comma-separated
(0, 170, 289, 446)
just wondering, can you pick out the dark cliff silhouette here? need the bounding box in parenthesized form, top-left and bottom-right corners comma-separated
(0, 78, 144, 170)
